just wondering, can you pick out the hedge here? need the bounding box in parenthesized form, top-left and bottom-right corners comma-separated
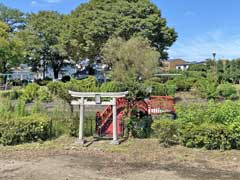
(152, 120, 240, 150)
(179, 123, 239, 150)
(0, 114, 51, 146)
(152, 101, 240, 150)
(144, 81, 176, 96)
(0, 88, 23, 100)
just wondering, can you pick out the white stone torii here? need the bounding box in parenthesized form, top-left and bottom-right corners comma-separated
(69, 91, 128, 145)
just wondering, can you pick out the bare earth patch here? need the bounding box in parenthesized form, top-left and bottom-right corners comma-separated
(0, 137, 240, 180)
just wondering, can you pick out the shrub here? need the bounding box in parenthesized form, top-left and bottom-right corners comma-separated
(0, 114, 51, 146)
(166, 77, 194, 91)
(217, 83, 238, 99)
(21, 83, 40, 103)
(0, 98, 12, 120)
(152, 101, 240, 150)
(124, 80, 147, 100)
(38, 86, 53, 103)
(228, 121, 240, 149)
(48, 76, 99, 105)
(21, 83, 53, 103)
(176, 102, 208, 125)
(165, 85, 177, 96)
(48, 81, 72, 106)
(194, 79, 218, 99)
(15, 98, 27, 117)
(179, 123, 233, 150)
(151, 119, 179, 146)
(176, 100, 240, 125)
(144, 81, 176, 96)
(133, 116, 153, 138)
(47, 81, 65, 96)
(123, 109, 153, 138)
(100, 81, 124, 92)
(0, 77, 4, 84)
(0, 88, 23, 100)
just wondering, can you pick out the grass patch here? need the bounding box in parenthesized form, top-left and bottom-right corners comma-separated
(0, 135, 75, 152)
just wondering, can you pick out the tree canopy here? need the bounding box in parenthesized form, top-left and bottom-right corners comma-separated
(102, 36, 160, 82)
(68, 0, 177, 60)
(0, 21, 24, 73)
(0, 1, 178, 80)
(0, 3, 25, 31)
(20, 11, 67, 79)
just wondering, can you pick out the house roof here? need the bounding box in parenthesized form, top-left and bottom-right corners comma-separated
(176, 63, 191, 66)
(168, 58, 186, 62)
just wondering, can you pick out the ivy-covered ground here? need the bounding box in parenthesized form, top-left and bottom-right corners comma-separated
(0, 136, 240, 180)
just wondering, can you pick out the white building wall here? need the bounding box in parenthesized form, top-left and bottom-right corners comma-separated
(176, 65, 189, 71)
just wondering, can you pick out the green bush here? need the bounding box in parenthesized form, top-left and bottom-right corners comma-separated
(0, 88, 23, 100)
(176, 100, 240, 125)
(48, 76, 99, 104)
(0, 98, 12, 120)
(152, 101, 240, 150)
(0, 114, 51, 146)
(166, 77, 194, 91)
(38, 86, 53, 102)
(100, 81, 124, 92)
(217, 83, 238, 99)
(132, 116, 153, 138)
(194, 79, 218, 99)
(15, 98, 27, 117)
(47, 81, 65, 96)
(0, 77, 4, 84)
(179, 123, 233, 150)
(22, 83, 40, 103)
(151, 119, 179, 146)
(228, 121, 240, 149)
(144, 81, 176, 96)
(123, 109, 153, 138)
(21, 83, 53, 103)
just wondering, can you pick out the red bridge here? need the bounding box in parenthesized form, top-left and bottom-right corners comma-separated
(98, 96, 175, 136)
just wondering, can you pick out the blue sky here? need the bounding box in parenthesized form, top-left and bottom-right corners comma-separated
(1, 0, 240, 61)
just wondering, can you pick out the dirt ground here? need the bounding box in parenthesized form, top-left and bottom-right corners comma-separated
(1, 137, 240, 180)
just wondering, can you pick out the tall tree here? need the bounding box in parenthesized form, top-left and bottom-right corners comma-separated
(0, 3, 25, 31)
(102, 36, 160, 82)
(68, 0, 177, 60)
(0, 21, 24, 73)
(21, 11, 67, 79)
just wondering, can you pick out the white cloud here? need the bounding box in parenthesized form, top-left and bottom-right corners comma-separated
(30, 0, 63, 7)
(30, 1, 37, 6)
(42, 0, 62, 3)
(168, 29, 240, 61)
(184, 11, 197, 17)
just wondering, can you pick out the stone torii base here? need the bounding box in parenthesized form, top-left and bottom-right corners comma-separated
(69, 91, 128, 145)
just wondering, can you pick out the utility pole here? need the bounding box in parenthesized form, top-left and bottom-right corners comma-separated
(212, 52, 217, 82)
(212, 52, 216, 61)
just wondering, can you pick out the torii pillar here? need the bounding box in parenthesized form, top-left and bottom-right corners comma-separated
(69, 91, 128, 145)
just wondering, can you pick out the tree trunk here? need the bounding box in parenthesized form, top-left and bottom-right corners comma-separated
(53, 69, 59, 80)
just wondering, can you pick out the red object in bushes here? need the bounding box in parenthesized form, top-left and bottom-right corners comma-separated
(98, 96, 175, 136)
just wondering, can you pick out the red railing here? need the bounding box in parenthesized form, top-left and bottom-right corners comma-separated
(149, 96, 175, 114)
(99, 98, 128, 135)
(133, 100, 148, 114)
(98, 96, 175, 136)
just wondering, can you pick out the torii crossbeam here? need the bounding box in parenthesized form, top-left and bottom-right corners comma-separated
(69, 91, 128, 145)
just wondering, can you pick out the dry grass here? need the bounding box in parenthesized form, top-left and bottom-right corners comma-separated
(1, 137, 240, 179)
(1, 136, 240, 173)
